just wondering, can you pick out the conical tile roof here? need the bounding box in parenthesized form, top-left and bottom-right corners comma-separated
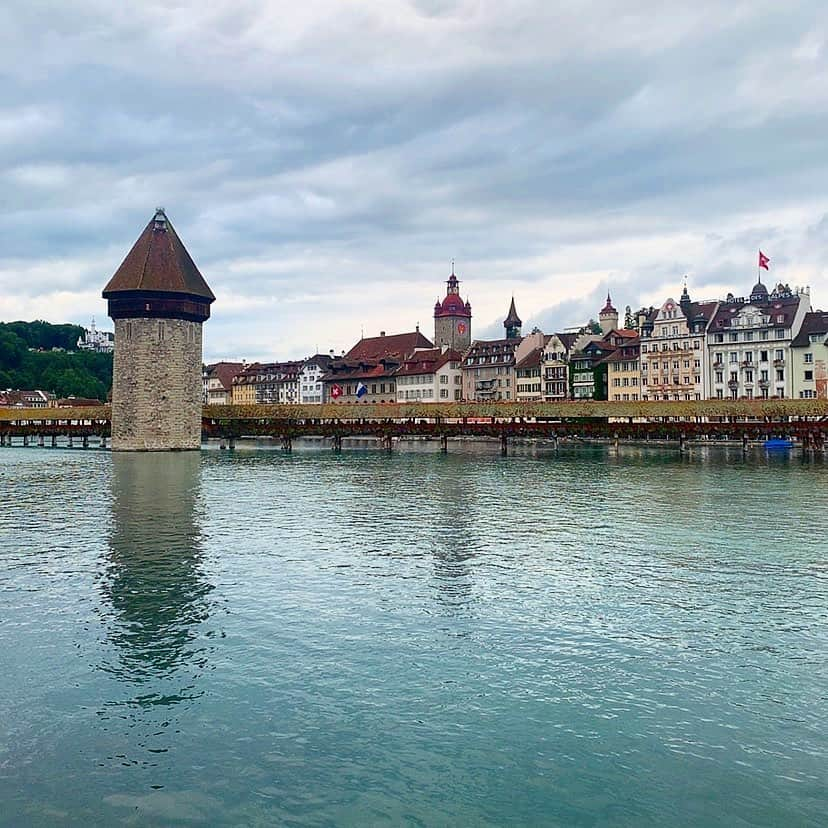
(103, 208, 215, 301)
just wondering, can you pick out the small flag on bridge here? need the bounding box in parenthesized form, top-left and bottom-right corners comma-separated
(356, 382, 368, 399)
(759, 250, 770, 270)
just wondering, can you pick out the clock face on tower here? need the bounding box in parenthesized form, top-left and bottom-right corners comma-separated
(457, 322, 467, 334)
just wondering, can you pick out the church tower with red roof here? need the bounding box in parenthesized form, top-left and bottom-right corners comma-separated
(433, 267, 472, 351)
(103, 208, 215, 450)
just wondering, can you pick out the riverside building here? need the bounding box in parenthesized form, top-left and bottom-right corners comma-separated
(232, 361, 302, 404)
(461, 299, 523, 401)
(706, 280, 810, 399)
(395, 346, 463, 402)
(299, 355, 333, 404)
(790, 311, 828, 399)
(204, 362, 244, 405)
(540, 333, 577, 400)
(322, 330, 432, 404)
(640, 286, 717, 401)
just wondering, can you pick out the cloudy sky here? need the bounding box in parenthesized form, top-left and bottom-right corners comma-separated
(2, 0, 827, 360)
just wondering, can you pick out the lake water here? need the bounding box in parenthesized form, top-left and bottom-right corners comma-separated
(1, 445, 826, 826)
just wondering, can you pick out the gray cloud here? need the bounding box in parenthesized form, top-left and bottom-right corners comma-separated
(1, 1, 827, 360)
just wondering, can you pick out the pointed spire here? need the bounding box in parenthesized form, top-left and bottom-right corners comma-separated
(504, 296, 522, 327)
(601, 292, 617, 314)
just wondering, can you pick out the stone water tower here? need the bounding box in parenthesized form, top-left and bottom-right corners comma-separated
(103, 208, 215, 451)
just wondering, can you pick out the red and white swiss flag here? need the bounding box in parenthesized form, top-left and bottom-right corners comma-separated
(330, 383, 343, 399)
(758, 250, 770, 270)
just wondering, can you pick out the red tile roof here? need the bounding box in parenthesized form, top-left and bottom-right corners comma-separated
(345, 330, 433, 361)
(207, 361, 245, 391)
(396, 348, 461, 376)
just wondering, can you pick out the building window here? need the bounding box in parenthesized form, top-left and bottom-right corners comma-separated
(804, 353, 814, 363)
(804, 370, 814, 381)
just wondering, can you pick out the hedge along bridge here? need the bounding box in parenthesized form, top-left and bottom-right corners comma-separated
(5, 400, 826, 453)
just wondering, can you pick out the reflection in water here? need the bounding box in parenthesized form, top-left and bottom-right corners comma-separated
(428, 460, 478, 610)
(100, 453, 213, 688)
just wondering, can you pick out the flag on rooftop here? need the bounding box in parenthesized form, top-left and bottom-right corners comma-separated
(759, 250, 770, 270)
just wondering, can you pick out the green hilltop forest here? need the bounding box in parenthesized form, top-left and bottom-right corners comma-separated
(0, 320, 113, 401)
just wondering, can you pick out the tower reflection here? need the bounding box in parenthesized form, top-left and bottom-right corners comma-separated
(101, 452, 213, 689)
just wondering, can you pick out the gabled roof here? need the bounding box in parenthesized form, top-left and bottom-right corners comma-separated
(345, 330, 433, 361)
(791, 311, 828, 347)
(103, 209, 215, 301)
(552, 332, 579, 351)
(396, 347, 461, 377)
(515, 346, 543, 370)
(602, 338, 640, 363)
(207, 361, 245, 391)
(302, 354, 334, 371)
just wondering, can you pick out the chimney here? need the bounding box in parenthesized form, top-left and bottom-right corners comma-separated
(380, 331, 385, 337)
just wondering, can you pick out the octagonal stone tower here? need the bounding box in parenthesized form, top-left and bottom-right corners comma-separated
(103, 208, 215, 451)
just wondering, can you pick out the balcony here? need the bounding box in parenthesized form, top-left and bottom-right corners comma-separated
(773, 359, 785, 367)
(758, 379, 769, 389)
(740, 360, 753, 368)
(727, 379, 739, 389)
(713, 361, 724, 370)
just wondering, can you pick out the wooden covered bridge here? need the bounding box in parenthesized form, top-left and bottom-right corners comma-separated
(1, 400, 827, 453)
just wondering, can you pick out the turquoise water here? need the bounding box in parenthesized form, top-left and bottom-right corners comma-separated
(0, 446, 826, 826)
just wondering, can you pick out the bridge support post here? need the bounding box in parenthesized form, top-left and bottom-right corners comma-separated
(679, 433, 686, 454)
(742, 433, 749, 454)
(501, 433, 508, 457)
(0, 434, 5, 447)
(384, 435, 393, 453)
(552, 433, 558, 451)
(282, 435, 292, 453)
(68, 435, 73, 448)
(100, 435, 107, 449)
(23, 435, 29, 447)
(613, 432, 620, 453)
(51, 435, 57, 448)
(440, 434, 448, 453)
(332, 435, 342, 453)
(82, 435, 89, 449)
(38, 434, 44, 448)
(228, 437, 235, 451)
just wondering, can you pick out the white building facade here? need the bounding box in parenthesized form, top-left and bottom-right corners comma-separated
(299, 356, 333, 404)
(705, 282, 809, 399)
(396, 347, 463, 402)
